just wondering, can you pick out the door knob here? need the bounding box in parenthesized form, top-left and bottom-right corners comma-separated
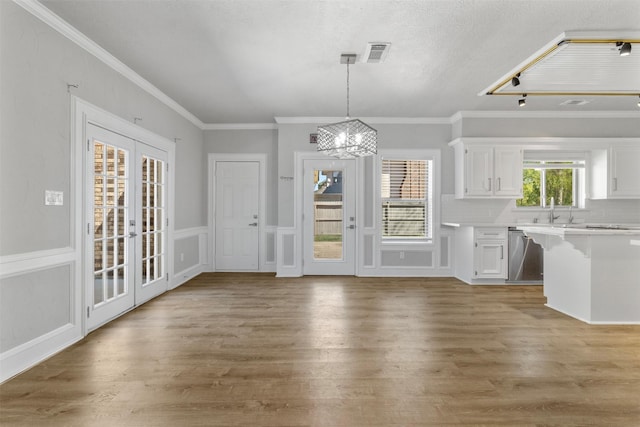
(129, 232, 138, 238)
(248, 222, 258, 227)
(348, 224, 356, 229)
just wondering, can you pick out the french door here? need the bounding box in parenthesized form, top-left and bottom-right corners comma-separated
(86, 123, 168, 331)
(302, 159, 356, 275)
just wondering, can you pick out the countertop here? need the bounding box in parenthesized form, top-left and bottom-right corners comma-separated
(517, 224, 640, 236)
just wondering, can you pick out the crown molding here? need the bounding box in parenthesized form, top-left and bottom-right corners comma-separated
(450, 110, 640, 122)
(14, 0, 205, 130)
(274, 116, 450, 125)
(202, 123, 277, 130)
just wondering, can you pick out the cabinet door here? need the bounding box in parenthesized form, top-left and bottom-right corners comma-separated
(494, 147, 523, 197)
(610, 147, 640, 197)
(475, 240, 506, 278)
(465, 147, 493, 196)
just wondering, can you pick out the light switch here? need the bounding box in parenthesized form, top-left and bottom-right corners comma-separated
(45, 190, 64, 206)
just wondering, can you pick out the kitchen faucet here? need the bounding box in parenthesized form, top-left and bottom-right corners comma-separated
(548, 197, 560, 224)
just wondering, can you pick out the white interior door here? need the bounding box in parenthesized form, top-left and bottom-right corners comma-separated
(303, 159, 356, 275)
(86, 124, 135, 330)
(135, 144, 169, 303)
(215, 161, 260, 270)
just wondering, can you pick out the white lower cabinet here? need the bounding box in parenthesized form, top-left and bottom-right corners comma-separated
(453, 225, 507, 284)
(473, 227, 507, 279)
(474, 240, 506, 278)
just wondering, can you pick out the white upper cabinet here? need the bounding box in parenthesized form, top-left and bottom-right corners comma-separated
(451, 141, 523, 199)
(591, 146, 640, 199)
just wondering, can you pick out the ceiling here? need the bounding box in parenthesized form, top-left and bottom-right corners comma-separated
(40, 0, 640, 124)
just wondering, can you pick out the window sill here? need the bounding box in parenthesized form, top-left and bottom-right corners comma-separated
(380, 239, 434, 248)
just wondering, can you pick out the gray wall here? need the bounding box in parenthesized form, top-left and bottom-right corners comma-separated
(0, 1, 205, 257)
(0, 2, 205, 366)
(276, 122, 453, 227)
(204, 129, 278, 226)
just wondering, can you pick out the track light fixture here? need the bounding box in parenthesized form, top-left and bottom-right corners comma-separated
(518, 94, 527, 107)
(617, 41, 632, 56)
(511, 73, 521, 87)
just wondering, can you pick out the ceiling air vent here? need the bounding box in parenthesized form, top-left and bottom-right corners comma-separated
(363, 42, 391, 63)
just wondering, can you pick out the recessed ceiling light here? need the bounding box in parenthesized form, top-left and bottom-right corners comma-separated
(560, 99, 591, 106)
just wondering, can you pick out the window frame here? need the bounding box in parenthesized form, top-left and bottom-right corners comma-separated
(377, 149, 439, 245)
(517, 152, 587, 209)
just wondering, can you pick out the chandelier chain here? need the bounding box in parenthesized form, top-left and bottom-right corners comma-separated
(346, 61, 350, 119)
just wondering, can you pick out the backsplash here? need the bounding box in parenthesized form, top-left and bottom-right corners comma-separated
(441, 194, 640, 225)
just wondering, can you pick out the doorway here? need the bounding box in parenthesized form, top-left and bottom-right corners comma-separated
(302, 159, 356, 275)
(86, 123, 168, 331)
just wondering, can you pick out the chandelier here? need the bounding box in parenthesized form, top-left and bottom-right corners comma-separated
(317, 54, 377, 159)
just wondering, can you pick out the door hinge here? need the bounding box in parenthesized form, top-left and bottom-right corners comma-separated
(87, 139, 90, 151)
(474, 271, 478, 276)
(87, 306, 90, 318)
(166, 273, 169, 281)
(465, 149, 468, 154)
(474, 242, 478, 247)
(166, 218, 169, 227)
(87, 223, 90, 235)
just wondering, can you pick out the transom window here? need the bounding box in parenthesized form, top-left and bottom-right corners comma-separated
(381, 158, 433, 240)
(517, 159, 585, 208)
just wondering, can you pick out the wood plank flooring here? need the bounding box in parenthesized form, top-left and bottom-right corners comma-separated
(2, 273, 640, 426)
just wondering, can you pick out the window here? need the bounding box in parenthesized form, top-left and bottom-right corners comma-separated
(381, 159, 433, 240)
(517, 159, 585, 208)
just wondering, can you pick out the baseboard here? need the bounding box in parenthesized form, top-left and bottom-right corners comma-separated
(1, 323, 82, 384)
(171, 263, 204, 289)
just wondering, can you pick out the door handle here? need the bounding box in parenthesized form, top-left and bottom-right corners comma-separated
(248, 222, 258, 227)
(348, 224, 356, 229)
(129, 232, 137, 238)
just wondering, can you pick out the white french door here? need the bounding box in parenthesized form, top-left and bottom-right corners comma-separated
(303, 159, 356, 275)
(214, 161, 260, 270)
(86, 124, 168, 331)
(135, 144, 169, 303)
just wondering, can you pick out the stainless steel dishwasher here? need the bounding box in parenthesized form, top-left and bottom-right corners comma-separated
(507, 227, 543, 282)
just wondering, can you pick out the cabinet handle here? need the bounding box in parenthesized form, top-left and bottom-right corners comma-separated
(613, 177, 618, 191)
(488, 177, 492, 191)
(500, 245, 504, 260)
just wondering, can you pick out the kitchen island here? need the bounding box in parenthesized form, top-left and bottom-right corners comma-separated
(518, 225, 640, 324)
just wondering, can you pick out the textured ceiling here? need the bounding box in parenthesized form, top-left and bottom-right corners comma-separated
(40, 0, 640, 124)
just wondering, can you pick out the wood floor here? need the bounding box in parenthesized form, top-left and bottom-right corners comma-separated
(2, 273, 640, 426)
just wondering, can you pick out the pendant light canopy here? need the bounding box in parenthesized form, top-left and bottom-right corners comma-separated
(317, 54, 377, 159)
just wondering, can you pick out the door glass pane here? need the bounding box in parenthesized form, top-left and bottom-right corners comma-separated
(94, 273, 104, 305)
(116, 268, 125, 296)
(94, 208, 104, 239)
(106, 270, 115, 299)
(313, 169, 343, 260)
